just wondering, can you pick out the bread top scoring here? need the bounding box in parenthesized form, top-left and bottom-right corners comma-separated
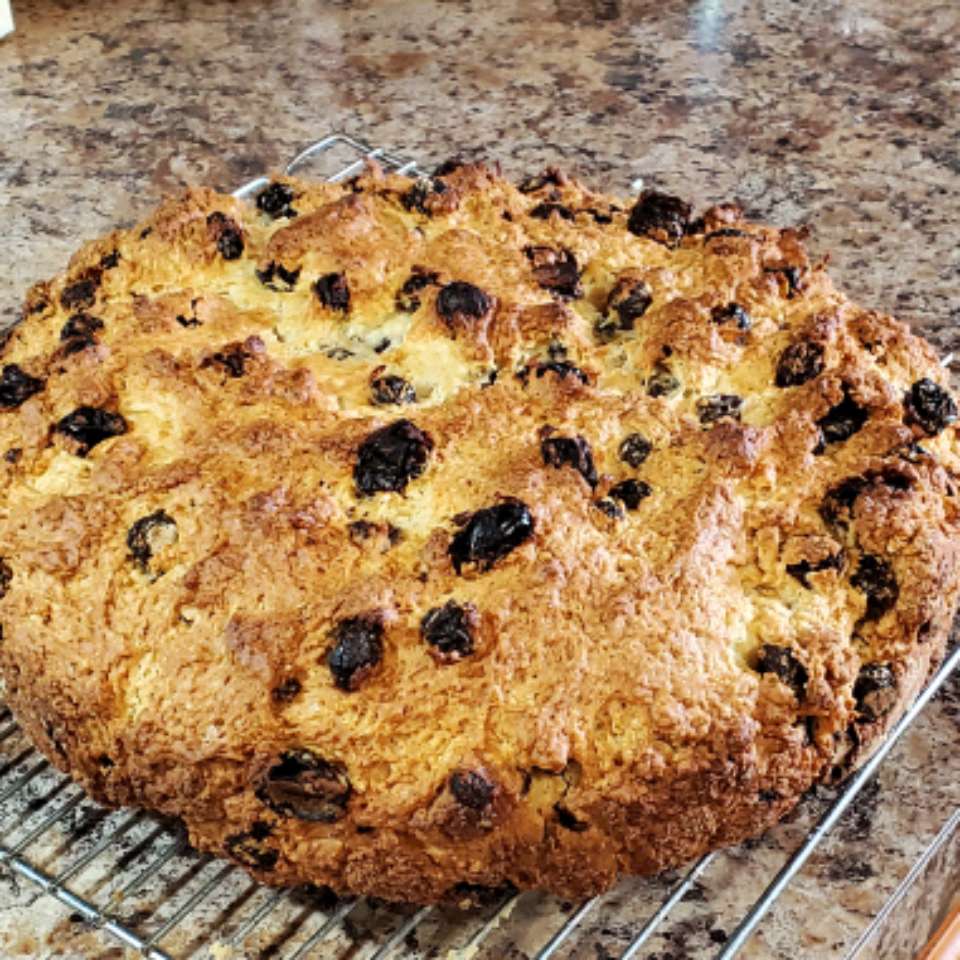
(1, 160, 958, 845)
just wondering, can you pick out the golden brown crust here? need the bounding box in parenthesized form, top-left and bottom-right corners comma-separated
(1, 161, 959, 903)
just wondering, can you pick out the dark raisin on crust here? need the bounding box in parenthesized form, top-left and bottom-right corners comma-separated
(853, 664, 897, 722)
(647, 362, 680, 397)
(60, 312, 104, 353)
(354, 419, 434, 495)
(764, 265, 803, 298)
(529, 202, 574, 221)
(395, 268, 439, 313)
(176, 312, 201, 328)
(371, 374, 416, 406)
(0, 558, 11, 598)
(518, 168, 564, 193)
(606, 278, 653, 332)
(449, 499, 535, 574)
(313, 272, 351, 313)
(618, 433, 653, 467)
(626, 191, 692, 245)
(524, 360, 590, 385)
(820, 476, 869, 528)
(206, 212, 244, 260)
(126, 510, 177, 571)
(697, 394, 743, 424)
(524, 246, 582, 299)
(554, 803, 589, 832)
(850, 554, 899, 620)
(420, 600, 478, 662)
(201, 342, 256, 378)
(786, 552, 844, 588)
(271, 677, 302, 703)
(711, 302, 751, 330)
(326, 615, 384, 691)
(226, 822, 279, 870)
(903, 378, 958, 436)
(584, 207, 615, 224)
(540, 431, 598, 488)
(754, 643, 808, 700)
(0, 364, 45, 409)
(54, 406, 128, 456)
(256, 262, 300, 291)
(4, 448, 21, 464)
(256, 182, 296, 219)
(816, 388, 869, 452)
(401, 178, 447, 215)
(450, 769, 495, 810)
(609, 478, 652, 510)
(256, 750, 352, 822)
(436, 281, 493, 328)
(705, 228, 750, 242)
(99, 250, 120, 269)
(593, 497, 623, 519)
(776, 340, 824, 387)
(60, 272, 101, 310)
(433, 157, 466, 177)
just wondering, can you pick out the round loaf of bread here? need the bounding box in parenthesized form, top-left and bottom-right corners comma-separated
(1, 160, 958, 903)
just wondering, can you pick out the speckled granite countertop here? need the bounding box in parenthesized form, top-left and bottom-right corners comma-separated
(1, 1, 959, 957)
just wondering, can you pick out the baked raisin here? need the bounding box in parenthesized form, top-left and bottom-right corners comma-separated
(697, 394, 742, 424)
(176, 312, 201, 328)
(584, 207, 615, 224)
(202, 343, 255, 378)
(0, 558, 11, 598)
(433, 158, 465, 177)
(421, 599, 478, 662)
(449, 499, 535, 573)
(326, 615, 383, 691)
(518, 168, 564, 193)
(532, 360, 590, 385)
(450, 769, 495, 810)
(524, 246, 582, 299)
(618, 433, 652, 467)
(401, 177, 446, 215)
(904, 378, 958, 436)
(256, 750, 351, 822)
(55, 406, 127, 456)
(609, 478, 651, 509)
(529, 202, 574, 221)
(126, 510, 177, 570)
(271, 677, 302, 703)
(99, 250, 120, 269)
(755, 644, 808, 699)
(60, 313, 104, 353)
(786, 552, 844, 588)
(853, 664, 897, 721)
(605, 279, 653, 333)
(256, 262, 300, 291)
(816, 388, 868, 452)
(60, 274, 100, 310)
(776, 341, 824, 387)
(541, 432, 597, 488)
(396, 268, 439, 313)
(647, 362, 679, 397)
(820, 476, 868, 528)
(354, 419, 433, 495)
(594, 498, 623, 518)
(626, 191, 691, 245)
(3, 449, 19, 464)
(314, 272, 350, 313)
(256, 182, 296, 219)
(554, 804, 589, 832)
(371, 374, 416, 406)
(436, 281, 493, 327)
(226, 822, 279, 870)
(850, 555, 898, 620)
(765, 265, 803, 298)
(711, 303, 751, 330)
(206, 212, 244, 260)
(0, 364, 44, 409)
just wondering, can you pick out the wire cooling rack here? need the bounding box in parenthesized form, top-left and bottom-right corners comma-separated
(1, 133, 958, 960)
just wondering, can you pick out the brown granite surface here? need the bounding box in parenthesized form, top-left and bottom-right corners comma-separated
(1, 0, 959, 957)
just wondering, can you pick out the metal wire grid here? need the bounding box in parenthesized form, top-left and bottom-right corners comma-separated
(0, 133, 955, 960)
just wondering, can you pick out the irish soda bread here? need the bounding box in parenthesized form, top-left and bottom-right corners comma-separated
(1, 160, 958, 904)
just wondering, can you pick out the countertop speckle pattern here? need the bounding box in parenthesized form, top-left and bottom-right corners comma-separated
(1, 1, 959, 957)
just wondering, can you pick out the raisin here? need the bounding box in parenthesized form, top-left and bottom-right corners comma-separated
(326, 615, 383, 691)
(54, 407, 127, 456)
(647, 362, 680, 397)
(436, 281, 493, 328)
(421, 600, 478, 662)
(609, 478, 651, 509)
(605, 279, 653, 333)
(765, 265, 803, 298)
(711, 303, 751, 330)
(0, 558, 11, 598)
(449, 499, 535, 574)
(60, 313, 104, 353)
(554, 804, 589, 832)
(524, 246, 582, 299)
(60, 273, 100, 310)
(594, 498, 623, 519)
(371, 374, 416, 406)
(541, 432, 598, 488)
(206, 212, 244, 260)
(313, 272, 350, 313)
(99, 250, 121, 269)
(271, 677, 301, 703)
(325, 347, 354, 360)
(374, 338, 391, 354)
(256, 182, 296, 219)
(529, 202, 574, 221)
(0, 364, 44, 409)
(816, 388, 868, 451)
(433, 158, 465, 176)
(226, 824, 279, 871)
(705, 228, 750, 241)
(626, 191, 692, 245)
(354, 419, 433, 495)
(618, 433, 652, 467)
(256, 750, 351, 822)
(584, 207, 615, 224)
(532, 360, 590, 385)
(786, 552, 844, 588)
(256, 262, 300, 291)
(853, 663, 897, 721)
(754, 643, 808, 700)
(4, 448, 21, 464)
(202, 343, 255, 378)
(176, 313, 201, 328)
(850, 555, 898, 620)
(697, 394, 742, 424)
(126, 510, 177, 570)
(401, 178, 446, 215)
(518, 168, 564, 193)
(775, 341, 824, 387)
(450, 769, 495, 809)
(820, 476, 868, 528)
(904, 378, 958, 436)
(395, 268, 439, 313)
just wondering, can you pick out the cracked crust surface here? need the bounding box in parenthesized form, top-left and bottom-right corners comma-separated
(1, 161, 958, 903)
